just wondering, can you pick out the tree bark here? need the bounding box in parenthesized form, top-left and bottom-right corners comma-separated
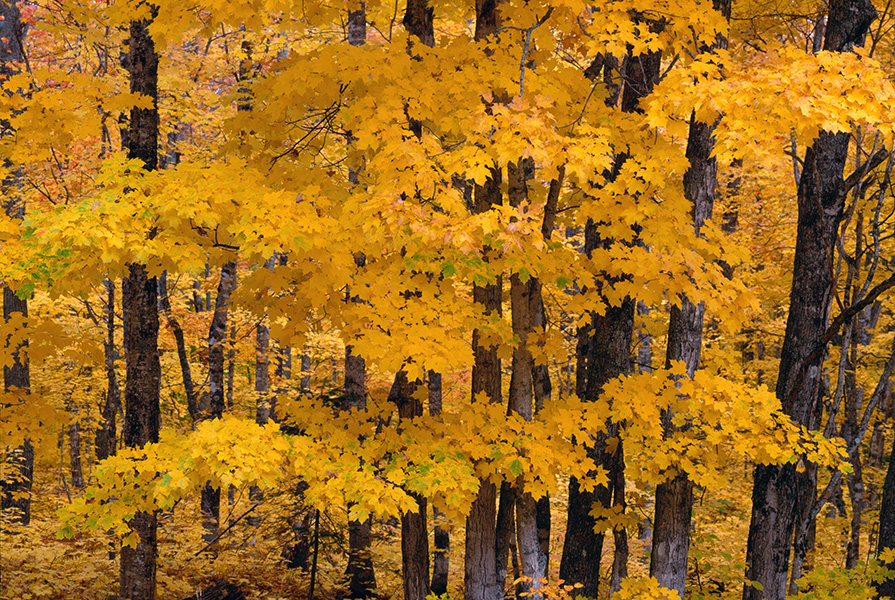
(465, 167, 503, 600)
(649, 8, 726, 578)
(96, 279, 122, 461)
(158, 271, 198, 423)
(877, 430, 895, 599)
(344, 345, 377, 597)
(390, 371, 431, 600)
(428, 370, 450, 595)
(119, 7, 161, 597)
(560, 35, 658, 596)
(201, 260, 237, 549)
(743, 1, 877, 598)
(0, 0, 34, 529)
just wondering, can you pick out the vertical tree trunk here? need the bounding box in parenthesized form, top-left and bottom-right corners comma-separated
(390, 371, 431, 600)
(560, 38, 658, 596)
(119, 7, 161, 598)
(649, 0, 728, 582)
(743, 1, 877, 597)
(158, 271, 198, 423)
(877, 431, 895, 599)
(428, 370, 450, 595)
(69, 417, 84, 488)
(300, 354, 311, 393)
(506, 160, 547, 597)
(0, 0, 33, 529)
(465, 168, 503, 600)
(96, 279, 122, 461)
(201, 260, 237, 548)
(344, 343, 377, 598)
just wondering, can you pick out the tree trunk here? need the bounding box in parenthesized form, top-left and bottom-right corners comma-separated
(120, 7, 161, 597)
(390, 371, 431, 600)
(0, 0, 33, 529)
(743, 1, 878, 597)
(158, 271, 198, 423)
(201, 260, 237, 549)
(877, 431, 895, 599)
(344, 345, 377, 597)
(96, 279, 122, 461)
(429, 370, 450, 595)
(560, 37, 658, 595)
(465, 167, 503, 600)
(650, 76, 723, 590)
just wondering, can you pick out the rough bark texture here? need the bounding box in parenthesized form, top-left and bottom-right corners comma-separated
(201, 260, 237, 548)
(120, 263, 161, 600)
(506, 160, 547, 597)
(390, 372, 431, 600)
(743, 1, 877, 597)
(403, 0, 434, 47)
(2, 286, 33, 526)
(96, 279, 122, 461)
(344, 345, 376, 598)
(119, 12, 161, 597)
(428, 370, 450, 595)
(465, 166, 503, 600)
(0, 0, 34, 529)
(877, 431, 895, 599)
(560, 33, 657, 597)
(650, 50, 722, 592)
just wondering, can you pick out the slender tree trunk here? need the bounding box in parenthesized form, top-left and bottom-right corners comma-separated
(119, 7, 161, 598)
(428, 370, 450, 595)
(200, 260, 237, 548)
(507, 160, 547, 597)
(96, 279, 122, 461)
(158, 271, 198, 423)
(69, 417, 84, 488)
(464, 4, 503, 594)
(0, 0, 33, 529)
(300, 354, 311, 393)
(344, 344, 376, 597)
(743, 1, 878, 597)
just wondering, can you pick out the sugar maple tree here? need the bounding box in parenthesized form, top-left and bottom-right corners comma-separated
(1, 0, 894, 599)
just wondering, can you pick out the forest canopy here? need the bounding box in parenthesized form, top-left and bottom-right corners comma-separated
(0, 0, 894, 599)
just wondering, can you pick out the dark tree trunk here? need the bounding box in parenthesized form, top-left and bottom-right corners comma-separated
(158, 272, 198, 423)
(560, 34, 658, 596)
(390, 372, 430, 600)
(96, 279, 122, 461)
(877, 431, 895, 599)
(495, 481, 516, 589)
(0, 0, 33, 529)
(119, 8, 161, 597)
(428, 370, 450, 595)
(743, 1, 877, 597)
(201, 260, 237, 548)
(465, 167, 503, 600)
(344, 345, 376, 598)
(649, 17, 727, 578)
(120, 263, 161, 600)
